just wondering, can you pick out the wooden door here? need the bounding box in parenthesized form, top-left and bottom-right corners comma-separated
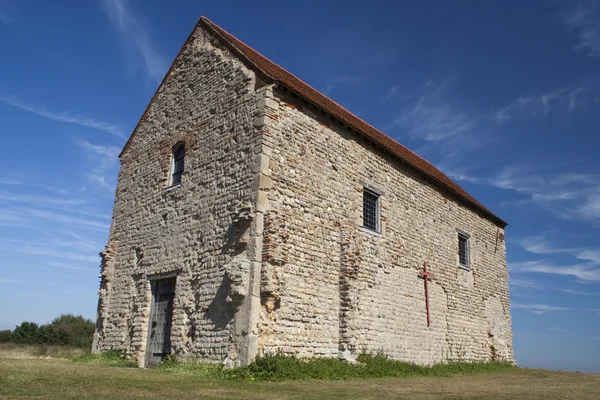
(146, 278, 176, 367)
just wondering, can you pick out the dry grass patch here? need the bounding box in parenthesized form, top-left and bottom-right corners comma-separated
(0, 343, 86, 360)
(1, 357, 599, 400)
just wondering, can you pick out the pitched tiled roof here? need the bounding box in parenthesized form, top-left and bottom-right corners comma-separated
(120, 17, 507, 228)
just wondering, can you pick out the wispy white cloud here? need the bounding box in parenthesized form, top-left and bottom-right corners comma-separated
(512, 303, 570, 315)
(493, 89, 576, 122)
(77, 140, 120, 190)
(0, 210, 28, 227)
(0, 234, 103, 254)
(439, 77, 600, 218)
(0, 208, 109, 231)
(577, 194, 600, 221)
(383, 85, 399, 101)
(442, 169, 483, 184)
(0, 178, 73, 197)
(509, 276, 544, 289)
(46, 261, 97, 272)
(61, 230, 105, 252)
(448, 166, 600, 223)
(389, 76, 599, 180)
(0, 192, 86, 207)
(492, 78, 600, 123)
(5, 245, 99, 263)
(0, 235, 101, 270)
(515, 236, 594, 258)
(510, 260, 600, 283)
(563, 1, 600, 58)
(510, 271, 598, 295)
(0, 179, 111, 226)
(0, 177, 114, 230)
(102, 0, 167, 83)
(28, 209, 110, 231)
(0, 178, 24, 186)
(558, 288, 598, 296)
(78, 140, 121, 159)
(510, 235, 600, 286)
(388, 79, 481, 145)
(490, 169, 585, 203)
(0, 95, 125, 138)
(0, 277, 53, 285)
(514, 236, 570, 255)
(577, 250, 600, 263)
(324, 75, 365, 94)
(63, 289, 98, 296)
(515, 236, 600, 265)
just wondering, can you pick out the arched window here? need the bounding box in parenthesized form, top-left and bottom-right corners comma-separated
(170, 142, 185, 186)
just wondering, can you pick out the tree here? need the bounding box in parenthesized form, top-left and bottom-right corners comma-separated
(5, 315, 96, 348)
(0, 330, 11, 343)
(37, 324, 68, 345)
(51, 314, 95, 348)
(9, 322, 40, 344)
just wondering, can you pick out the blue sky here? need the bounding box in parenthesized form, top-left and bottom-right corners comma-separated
(0, 0, 599, 372)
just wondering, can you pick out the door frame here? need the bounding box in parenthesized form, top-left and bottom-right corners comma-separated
(144, 274, 177, 368)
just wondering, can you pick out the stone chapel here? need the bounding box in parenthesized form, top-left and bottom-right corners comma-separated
(92, 17, 513, 368)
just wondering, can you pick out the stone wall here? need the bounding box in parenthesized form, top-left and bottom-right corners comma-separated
(94, 22, 513, 367)
(258, 87, 513, 364)
(92, 25, 266, 367)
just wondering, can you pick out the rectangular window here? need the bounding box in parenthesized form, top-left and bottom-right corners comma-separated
(458, 233, 470, 269)
(362, 188, 380, 232)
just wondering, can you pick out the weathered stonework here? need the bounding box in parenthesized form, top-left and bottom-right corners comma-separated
(92, 23, 265, 367)
(93, 18, 513, 367)
(255, 89, 513, 364)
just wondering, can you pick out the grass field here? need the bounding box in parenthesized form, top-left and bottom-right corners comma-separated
(0, 352, 599, 399)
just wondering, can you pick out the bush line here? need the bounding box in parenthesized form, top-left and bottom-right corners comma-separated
(0, 314, 95, 349)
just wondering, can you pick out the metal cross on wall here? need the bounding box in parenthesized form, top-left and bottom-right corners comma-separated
(418, 261, 436, 327)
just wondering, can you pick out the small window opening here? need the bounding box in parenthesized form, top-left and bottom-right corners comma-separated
(170, 143, 185, 186)
(362, 188, 380, 232)
(458, 233, 470, 269)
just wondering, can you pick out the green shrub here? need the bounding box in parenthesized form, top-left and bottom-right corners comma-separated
(244, 354, 358, 380)
(50, 314, 95, 349)
(9, 322, 40, 344)
(37, 324, 68, 345)
(74, 349, 137, 368)
(0, 330, 11, 343)
(157, 356, 226, 378)
(156, 352, 515, 382)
